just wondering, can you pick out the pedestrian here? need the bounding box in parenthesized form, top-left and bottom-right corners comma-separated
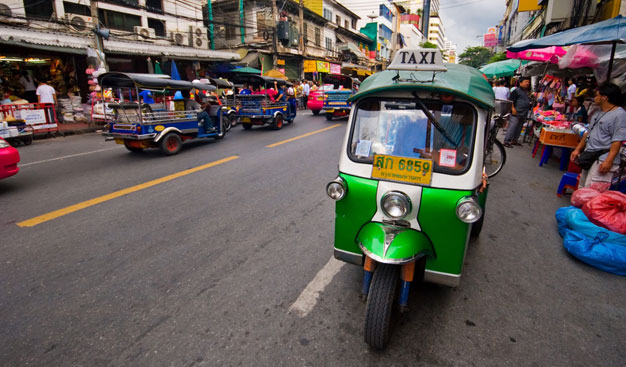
(36, 80, 57, 123)
(302, 79, 310, 110)
(503, 77, 531, 147)
(493, 79, 510, 100)
(570, 83, 626, 190)
(19, 71, 37, 103)
(296, 81, 304, 109)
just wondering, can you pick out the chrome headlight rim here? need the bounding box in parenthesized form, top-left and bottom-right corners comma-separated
(326, 177, 347, 200)
(381, 191, 412, 220)
(456, 196, 482, 223)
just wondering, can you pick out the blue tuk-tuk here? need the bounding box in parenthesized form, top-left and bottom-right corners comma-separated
(322, 74, 359, 120)
(207, 77, 237, 131)
(99, 72, 227, 155)
(232, 75, 296, 130)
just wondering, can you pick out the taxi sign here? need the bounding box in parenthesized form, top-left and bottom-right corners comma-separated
(387, 48, 447, 72)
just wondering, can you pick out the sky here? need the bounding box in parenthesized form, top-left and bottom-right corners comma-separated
(438, 0, 507, 54)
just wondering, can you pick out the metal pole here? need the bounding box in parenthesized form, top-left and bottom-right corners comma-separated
(272, 0, 279, 69)
(90, 0, 107, 70)
(207, 0, 215, 50)
(239, 0, 245, 45)
(607, 40, 616, 82)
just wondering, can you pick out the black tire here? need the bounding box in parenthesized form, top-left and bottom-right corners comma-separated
(312, 110, 320, 116)
(124, 141, 144, 153)
(23, 135, 33, 145)
(214, 118, 226, 140)
(242, 122, 252, 130)
(471, 211, 485, 237)
(226, 113, 236, 131)
(159, 132, 182, 155)
(325, 113, 333, 121)
(484, 139, 506, 178)
(364, 263, 399, 350)
(272, 114, 284, 130)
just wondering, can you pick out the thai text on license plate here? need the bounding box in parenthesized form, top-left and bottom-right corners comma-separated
(371, 154, 433, 185)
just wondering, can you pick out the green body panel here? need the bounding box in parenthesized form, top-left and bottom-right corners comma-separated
(418, 187, 474, 275)
(349, 63, 495, 110)
(356, 222, 434, 261)
(333, 173, 379, 256)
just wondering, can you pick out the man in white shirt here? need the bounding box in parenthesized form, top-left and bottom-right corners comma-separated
(36, 81, 57, 123)
(302, 80, 310, 110)
(493, 79, 510, 100)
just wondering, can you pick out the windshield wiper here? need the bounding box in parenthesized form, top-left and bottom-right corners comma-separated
(412, 92, 458, 148)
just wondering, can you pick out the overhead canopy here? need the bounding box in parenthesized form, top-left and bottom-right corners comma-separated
(231, 74, 291, 86)
(209, 78, 233, 88)
(479, 59, 528, 78)
(507, 15, 626, 52)
(350, 63, 495, 110)
(231, 66, 262, 74)
(234, 51, 261, 68)
(98, 72, 216, 91)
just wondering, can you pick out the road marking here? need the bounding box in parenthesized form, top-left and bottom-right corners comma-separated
(20, 147, 122, 167)
(266, 124, 341, 148)
(17, 155, 240, 227)
(289, 257, 345, 317)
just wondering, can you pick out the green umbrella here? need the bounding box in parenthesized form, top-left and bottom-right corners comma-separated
(231, 66, 261, 74)
(155, 61, 163, 74)
(479, 59, 528, 78)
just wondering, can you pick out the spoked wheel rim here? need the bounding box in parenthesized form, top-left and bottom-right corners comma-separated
(484, 139, 506, 178)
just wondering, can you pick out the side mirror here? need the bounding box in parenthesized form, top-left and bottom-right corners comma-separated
(494, 99, 512, 116)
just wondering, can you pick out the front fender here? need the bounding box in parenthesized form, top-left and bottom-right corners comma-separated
(154, 127, 183, 142)
(357, 222, 435, 264)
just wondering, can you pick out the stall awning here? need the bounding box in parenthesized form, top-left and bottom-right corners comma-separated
(341, 62, 369, 70)
(340, 43, 368, 60)
(0, 25, 240, 61)
(233, 51, 261, 68)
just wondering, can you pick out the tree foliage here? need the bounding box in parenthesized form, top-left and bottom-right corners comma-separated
(487, 52, 507, 64)
(420, 41, 438, 49)
(458, 46, 493, 68)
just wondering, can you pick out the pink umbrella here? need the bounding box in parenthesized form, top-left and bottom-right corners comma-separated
(506, 46, 568, 64)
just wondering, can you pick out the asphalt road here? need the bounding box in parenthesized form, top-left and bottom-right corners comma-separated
(1, 113, 624, 367)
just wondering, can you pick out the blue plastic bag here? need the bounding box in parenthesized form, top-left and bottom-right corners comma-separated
(555, 206, 626, 275)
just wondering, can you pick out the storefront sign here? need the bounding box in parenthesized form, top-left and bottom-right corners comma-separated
(316, 61, 330, 73)
(483, 33, 497, 47)
(330, 63, 341, 74)
(303, 60, 317, 73)
(277, 59, 285, 66)
(16, 109, 47, 125)
(539, 128, 581, 148)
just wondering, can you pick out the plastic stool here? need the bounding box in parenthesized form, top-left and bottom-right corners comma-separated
(557, 172, 580, 197)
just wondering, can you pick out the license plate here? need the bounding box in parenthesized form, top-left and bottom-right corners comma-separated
(114, 138, 125, 144)
(371, 154, 433, 185)
(241, 117, 250, 123)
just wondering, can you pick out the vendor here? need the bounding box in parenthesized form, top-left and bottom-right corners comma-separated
(570, 83, 626, 189)
(569, 95, 588, 125)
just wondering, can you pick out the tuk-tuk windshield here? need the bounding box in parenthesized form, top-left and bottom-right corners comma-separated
(349, 98, 476, 174)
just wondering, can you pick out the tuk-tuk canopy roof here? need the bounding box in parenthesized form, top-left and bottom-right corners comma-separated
(232, 74, 292, 86)
(98, 72, 216, 91)
(349, 63, 495, 110)
(209, 77, 233, 88)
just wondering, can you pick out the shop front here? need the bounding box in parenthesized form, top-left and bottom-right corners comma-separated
(303, 59, 342, 83)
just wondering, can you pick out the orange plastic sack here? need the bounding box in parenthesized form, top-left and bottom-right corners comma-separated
(571, 187, 601, 208)
(582, 191, 626, 235)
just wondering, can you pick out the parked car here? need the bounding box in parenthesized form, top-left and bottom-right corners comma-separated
(0, 137, 20, 179)
(307, 85, 333, 115)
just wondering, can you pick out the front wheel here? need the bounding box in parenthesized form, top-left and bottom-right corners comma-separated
(226, 114, 236, 131)
(484, 139, 506, 178)
(242, 122, 252, 130)
(325, 113, 333, 121)
(312, 110, 320, 116)
(272, 115, 284, 130)
(159, 132, 182, 155)
(364, 263, 399, 350)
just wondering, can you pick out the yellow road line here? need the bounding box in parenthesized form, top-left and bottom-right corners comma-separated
(266, 124, 341, 148)
(17, 155, 240, 228)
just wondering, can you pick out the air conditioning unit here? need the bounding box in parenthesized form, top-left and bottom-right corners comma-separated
(189, 25, 208, 49)
(133, 26, 155, 41)
(66, 14, 93, 32)
(171, 31, 188, 46)
(0, 3, 27, 24)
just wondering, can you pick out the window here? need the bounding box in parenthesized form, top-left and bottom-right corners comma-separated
(64, 2, 90, 16)
(25, 0, 54, 19)
(225, 23, 237, 40)
(352, 19, 357, 29)
(379, 4, 392, 22)
(345, 20, 349, 29)
(323, 8, 332, 21)
(349, 99, 476, 174)
(303, 22, 308, 43)
(315, 27, 321, 46)
(98, 9, 141, 32)
(147, 18, 165, 37)
(100, 0, 139, 9)
(325, 37, 333, 50)
(336, 15, 341, 26)
(145, 0, 164, 14)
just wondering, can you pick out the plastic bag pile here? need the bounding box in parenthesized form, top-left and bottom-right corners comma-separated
(556, 189, 626, 275)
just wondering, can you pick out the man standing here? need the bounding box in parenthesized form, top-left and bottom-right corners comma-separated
(567, 78, 577, 103)
(20, 71, 37, 103)
(504, 77, 531, 147)
(36, 80, 57, 123)
(493, 79, 510, 100)
(302, 80, 310, 110)
(571, 83, 626, 189)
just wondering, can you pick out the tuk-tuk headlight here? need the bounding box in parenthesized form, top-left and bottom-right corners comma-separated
(326, 177, 346, 200)
(381, 191, 411, 219)
(456, 197, 482, 223)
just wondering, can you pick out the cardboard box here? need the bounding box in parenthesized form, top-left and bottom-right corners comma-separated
(539, 128, 581, 148)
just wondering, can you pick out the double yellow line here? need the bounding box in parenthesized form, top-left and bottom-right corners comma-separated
(18, 124, 342, 227)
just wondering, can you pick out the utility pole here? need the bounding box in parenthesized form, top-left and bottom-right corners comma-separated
(207, 0, 215, 50)
(272, 0, 279, 69)
(239, 0, 245, 45)
(299, 0, 304, 79)
(89, 0, 107, 70)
